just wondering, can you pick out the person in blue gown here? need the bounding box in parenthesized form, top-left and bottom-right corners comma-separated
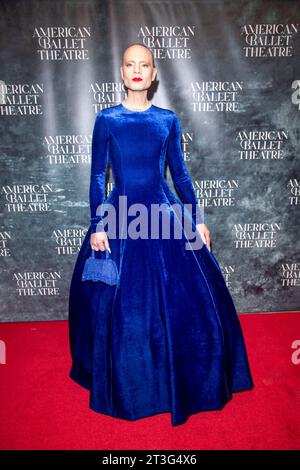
(68, 43, 254, 426)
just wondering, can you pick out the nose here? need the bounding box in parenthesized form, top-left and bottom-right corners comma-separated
(133, 64, 141, 74)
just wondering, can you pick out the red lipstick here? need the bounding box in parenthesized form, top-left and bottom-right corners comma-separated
(132, 77, 142, 82)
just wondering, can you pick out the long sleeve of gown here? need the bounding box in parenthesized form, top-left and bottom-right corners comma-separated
(89, 111, 109, 234)
(166, 113, 204, 225)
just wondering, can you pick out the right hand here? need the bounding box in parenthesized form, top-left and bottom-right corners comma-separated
(90, 231, 111, 252)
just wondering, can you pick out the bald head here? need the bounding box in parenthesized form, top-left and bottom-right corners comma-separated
(122, 43, 155, 68)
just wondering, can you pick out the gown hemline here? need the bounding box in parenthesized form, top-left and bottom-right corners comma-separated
(69, 365, 254, 427)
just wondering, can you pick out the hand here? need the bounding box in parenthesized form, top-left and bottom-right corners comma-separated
(90, 231, 111, 252)
(196, 223, 211, 251)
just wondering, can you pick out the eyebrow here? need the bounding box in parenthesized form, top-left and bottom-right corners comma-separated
(125, 59, 151, 64)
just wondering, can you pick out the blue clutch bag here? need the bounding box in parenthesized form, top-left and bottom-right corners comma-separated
(81, 249, 119, 286)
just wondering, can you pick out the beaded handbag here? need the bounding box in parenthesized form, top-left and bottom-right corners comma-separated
(81, 249, 119, 286)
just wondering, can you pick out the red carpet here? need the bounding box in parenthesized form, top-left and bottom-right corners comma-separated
(0, 312, 299, 450)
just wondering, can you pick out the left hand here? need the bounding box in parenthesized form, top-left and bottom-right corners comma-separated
(196, 223, 211, 251)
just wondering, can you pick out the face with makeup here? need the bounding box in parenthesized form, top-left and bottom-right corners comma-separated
(120, 44, 157, 94)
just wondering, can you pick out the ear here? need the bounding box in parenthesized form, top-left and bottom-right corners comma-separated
(120, 65, 124, 80)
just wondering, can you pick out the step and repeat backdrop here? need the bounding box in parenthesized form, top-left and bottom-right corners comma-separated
(0, 0, 299, 321)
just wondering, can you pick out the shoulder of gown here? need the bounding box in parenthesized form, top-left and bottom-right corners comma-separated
(97, 103, 177, 119)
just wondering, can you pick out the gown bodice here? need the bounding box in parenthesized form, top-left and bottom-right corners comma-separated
(89, 103, 204, 233)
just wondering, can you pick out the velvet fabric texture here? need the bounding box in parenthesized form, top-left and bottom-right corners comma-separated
(68, 103, 254, 426)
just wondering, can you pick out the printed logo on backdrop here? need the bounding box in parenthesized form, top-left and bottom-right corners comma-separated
(181, 130, 193, 162)
(89, 82, 126, 113)
(33, 27, 91, 61)
(220, 264, 237, 292)
(13, 271, 61, 296)
(0, 80, 6, 104)
(138, 25, 196, 59)
(193, 179, 238, 211)
(1, 184, 53, 213)
(237, 129, 288, 160)
(280, 263, 300, 287)
(53, 228, 88, 255)
(232, 223, 281, 248)
(0, 82, 43, 115)
(180, 130, 194, 171)
(191, 81, 243, 112)
(288, 179, 300, 206)
(43, 134, 92, 165)
(241, 24, 299, 57)
(0, 231, 11, 257)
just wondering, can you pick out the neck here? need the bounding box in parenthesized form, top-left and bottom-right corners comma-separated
(123, 92, 150, 109)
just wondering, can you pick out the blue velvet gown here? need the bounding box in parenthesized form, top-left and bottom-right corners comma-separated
(68, 102, 254, 426)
